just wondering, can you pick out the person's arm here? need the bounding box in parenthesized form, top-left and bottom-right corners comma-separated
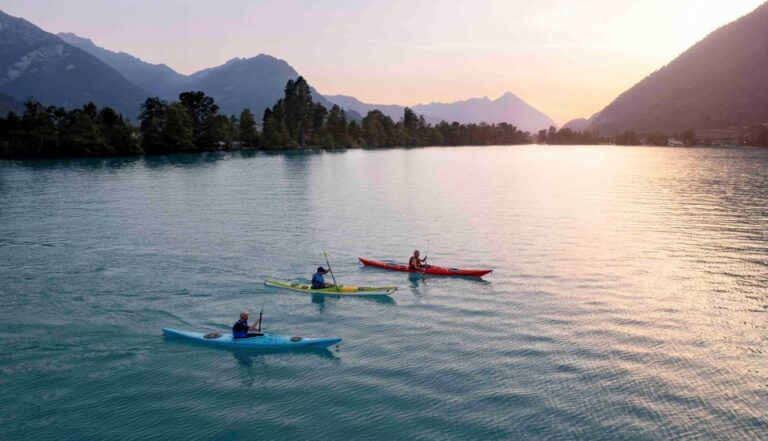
(249, 318, 261, 330)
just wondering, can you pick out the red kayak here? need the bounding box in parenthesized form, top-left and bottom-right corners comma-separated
(359, 258, 492, 278)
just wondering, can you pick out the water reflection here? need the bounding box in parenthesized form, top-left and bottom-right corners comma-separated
(141, 151, 228, 170)
(232, 348, 341, 387)
(406, 273, 490, 296)
(10, 154, 143, 172)
(311, 293, 396, 313)
(408, 273, 429, 295)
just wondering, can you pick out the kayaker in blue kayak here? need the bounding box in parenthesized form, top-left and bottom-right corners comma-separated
(409, 250, 428, 270)
(232, 311, 261, 339)
(311, 267, 336, 289)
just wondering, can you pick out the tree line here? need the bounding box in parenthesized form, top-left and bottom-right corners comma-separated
(0, 76, 531, 158)
(260, 77, 530, 148)
(2, 76, 767, 158)
(538, 126, 768, 147)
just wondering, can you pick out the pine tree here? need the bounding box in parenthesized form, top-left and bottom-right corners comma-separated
(238, 108, 258, 147)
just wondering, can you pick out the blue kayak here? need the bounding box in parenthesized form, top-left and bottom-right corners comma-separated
(162, 328, 341, 349)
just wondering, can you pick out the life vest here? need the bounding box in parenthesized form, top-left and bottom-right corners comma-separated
(232, 319, 249, 338)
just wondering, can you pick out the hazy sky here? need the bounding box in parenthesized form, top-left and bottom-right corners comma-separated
(3, 0, 765, 124)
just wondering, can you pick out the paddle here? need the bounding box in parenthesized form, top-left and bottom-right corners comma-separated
(257, 305, 263, 332)
(323, 250, 341, 292)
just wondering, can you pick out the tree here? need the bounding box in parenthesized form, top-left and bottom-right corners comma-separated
(20, 100, 58, 156)
(401, 107, 420, 146)
(98, 107, 139, 154)
(238, 108, 258, 147)
(547, 126, 557, 144)
(179, 91, 220, 148)
(347, 120, 362, 146)
(261, 106, 293, 148)
(59, 103, 107, 155)
(312, 103, 328, 138)
(283, 77, 315, 145)
(681, 129, 696, 146)
(326, 105, 349, 147)
(646, 132, 669, 146)
(615, 131, 639, 145)
(537, 129, 547, 144)
(138, 97, 168, 152)
(162, 103, 195, 151)
(754, 127, 768, 146)
(210, 114, 236, 148)
(362, 110, 395, 147)
(0, 111, 22, 156)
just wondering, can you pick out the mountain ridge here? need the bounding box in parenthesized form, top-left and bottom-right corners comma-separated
(326, 92, 557, 133)
(412, 92, 557, 133)
(590, 2, 768, 134)
(57, 32, 186, 98)
(0, 10, 149, 118)
(57, 34, 353, 118)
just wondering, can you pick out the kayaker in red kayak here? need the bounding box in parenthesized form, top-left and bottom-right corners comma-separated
(408, 250, 428, 270)
(360, 257, 492, 277)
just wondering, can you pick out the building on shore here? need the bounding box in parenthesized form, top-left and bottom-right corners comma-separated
(667, 138, 685, 147)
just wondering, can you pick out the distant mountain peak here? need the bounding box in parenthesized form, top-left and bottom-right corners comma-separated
(496, 91, 523, 103)
(57, 32, 92, 44)
(327, 91, 556, 132)
(411, 92, 556, 132)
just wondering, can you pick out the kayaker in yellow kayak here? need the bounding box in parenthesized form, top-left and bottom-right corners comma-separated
(311, 267, 336, 289)
(409, 250, 428, 270)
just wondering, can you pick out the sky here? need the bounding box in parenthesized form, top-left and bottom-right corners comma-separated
(2, 0, 765, 125)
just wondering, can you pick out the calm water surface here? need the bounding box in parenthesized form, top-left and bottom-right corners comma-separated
(1, 146, 767, 440)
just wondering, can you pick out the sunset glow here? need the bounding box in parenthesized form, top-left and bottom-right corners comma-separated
(3, 0, 765, 124)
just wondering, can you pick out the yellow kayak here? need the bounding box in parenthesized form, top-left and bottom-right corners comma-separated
(264, 279, 397, 296)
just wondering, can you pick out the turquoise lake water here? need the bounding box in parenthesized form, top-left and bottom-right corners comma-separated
(1, 146, 767, 440)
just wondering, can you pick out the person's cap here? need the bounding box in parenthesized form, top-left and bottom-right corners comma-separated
(317, 266, 327, 273)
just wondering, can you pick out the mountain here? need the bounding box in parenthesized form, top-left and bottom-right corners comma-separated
(59, 34, 353, 119)
(590, 2, 768, 134)
(0, 10, 148, 118)
(0, 92, 22, 115)
(180, 55, 350, 118)
(57, 32, 185, 98)
(563, 112, 600, 132)
(183, 55, 300, 116)
(326, 92, 556, 133)
(324, 95, 423, 122)
(413, 92, 556, 133)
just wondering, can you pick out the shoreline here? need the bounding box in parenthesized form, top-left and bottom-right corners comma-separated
(3, 143, 767, 162)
